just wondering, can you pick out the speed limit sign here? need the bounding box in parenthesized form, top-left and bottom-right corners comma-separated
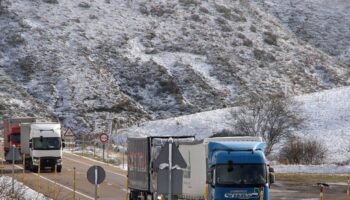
(99, 133, 109, 143)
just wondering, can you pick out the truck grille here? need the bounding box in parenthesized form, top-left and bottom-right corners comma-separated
(40, 157, 58, 166)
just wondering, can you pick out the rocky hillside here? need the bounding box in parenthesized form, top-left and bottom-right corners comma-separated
(254, 0, 350, 66)
(0, 0, 349, 133)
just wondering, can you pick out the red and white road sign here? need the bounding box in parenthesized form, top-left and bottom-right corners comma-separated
(64, 128, 75, 137)
(99, 133, 109, 143)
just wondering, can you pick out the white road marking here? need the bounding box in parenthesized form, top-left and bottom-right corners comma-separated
(13, 165, 95, 200)
(64, 156, 127, 178)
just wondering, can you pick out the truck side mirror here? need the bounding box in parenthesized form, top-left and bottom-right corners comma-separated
(29, 139, 32, 149)
(62, 139, 65, 148)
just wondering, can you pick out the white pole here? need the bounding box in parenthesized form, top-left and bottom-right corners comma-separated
(168, 138, 173, 200)
(11, 145, 15, 194)
(95, 166, 98, 200)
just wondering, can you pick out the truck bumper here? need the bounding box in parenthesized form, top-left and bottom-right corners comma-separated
(32, 157, 62, 167)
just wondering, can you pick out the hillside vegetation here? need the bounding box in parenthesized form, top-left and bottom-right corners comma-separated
(0, 0, 349, 132)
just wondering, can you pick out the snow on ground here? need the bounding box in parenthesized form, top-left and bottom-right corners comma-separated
(0, 176, 48, 200)
(273, 164, 350, 174)
(117, 86, 350, 173)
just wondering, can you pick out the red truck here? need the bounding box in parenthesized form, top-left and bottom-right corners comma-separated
(3, 116, 36, 162)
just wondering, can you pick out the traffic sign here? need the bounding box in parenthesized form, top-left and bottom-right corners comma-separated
(5, 146, 21, 162)
(153, 142, 187, 169)
(64, 128, 75, 137)
(99, 133, 109, 143)
(87, 165, 106, 185)
(153, 141, 187, 195)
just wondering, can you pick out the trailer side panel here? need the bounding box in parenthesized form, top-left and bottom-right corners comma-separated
(128, 138, 150, 191)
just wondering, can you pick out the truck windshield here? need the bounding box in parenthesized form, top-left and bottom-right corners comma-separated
(216, 164, 267, 186)
(11, 134, 21, 143)
(33, 137, 61, 150)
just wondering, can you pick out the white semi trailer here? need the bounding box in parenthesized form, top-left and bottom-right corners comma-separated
(21, 123, 65, 172)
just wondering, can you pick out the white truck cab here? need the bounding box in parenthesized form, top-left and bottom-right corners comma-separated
(21, 123, 65, 172)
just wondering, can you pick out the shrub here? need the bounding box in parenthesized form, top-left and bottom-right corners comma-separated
(78, 2, 90, 8)
(215, 4, 231, 14)
(199, 7, 209, 14)
(43, 0, 58, 4)
(279, 136, 327, 164)
(178, 0, 201, 6)
(263, 31, 278, 46)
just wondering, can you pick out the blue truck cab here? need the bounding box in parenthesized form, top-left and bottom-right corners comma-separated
(205, 137, 275, 200)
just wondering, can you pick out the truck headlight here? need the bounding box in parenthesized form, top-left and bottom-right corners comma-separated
(32, 158, 39, 165)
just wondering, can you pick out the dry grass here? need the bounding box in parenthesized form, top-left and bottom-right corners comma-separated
(275, 173, 350, 183)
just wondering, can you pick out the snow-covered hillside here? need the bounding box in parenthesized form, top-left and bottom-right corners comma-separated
(254, 0, 350, 66)
(0, 0, 349, 132)
(121, 86, 350, 165)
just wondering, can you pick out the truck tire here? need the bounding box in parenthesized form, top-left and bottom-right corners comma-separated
(129, 191, 138, 200)
(57, 166, 62, 173)
(31, 166, 38, 173)
(29, 159, 38, 173)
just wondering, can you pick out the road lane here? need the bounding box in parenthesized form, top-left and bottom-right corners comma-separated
(1, 151, 128, 200)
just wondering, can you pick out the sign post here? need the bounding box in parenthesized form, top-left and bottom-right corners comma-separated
(6, 145, 21, 195)
(87, 165, 106, 200)
(153, 138, 187, 199)
(64, 128, 75, 151)
(99, 133, 109, 162)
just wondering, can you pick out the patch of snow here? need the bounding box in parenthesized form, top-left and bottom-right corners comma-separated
(273, 164, 350, 174)
(0, 176, 49, 200)
(119, 86, 350, 165)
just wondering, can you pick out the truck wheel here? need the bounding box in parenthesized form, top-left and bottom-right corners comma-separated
(30, 160, 38, 173)
(57, 166, 62, 173)
(129, 191, 138, 200)
(31, 166, 38, 173)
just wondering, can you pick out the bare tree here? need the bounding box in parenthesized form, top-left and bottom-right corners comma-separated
(232, 92, 304, 155)
(279, 136, 327, 164)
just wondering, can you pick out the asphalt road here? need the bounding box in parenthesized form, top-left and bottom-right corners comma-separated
(1, 152, 127, 200)
(1, 149, 348, 200)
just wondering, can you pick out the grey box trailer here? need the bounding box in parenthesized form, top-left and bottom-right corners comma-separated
(127, 136, 194, 200)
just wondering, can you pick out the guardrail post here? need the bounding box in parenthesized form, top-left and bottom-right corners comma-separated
(259, 187, 264, 200)
(54, 164, 58, 200)
(22, 154, 25, 182)
(36, 158, 41, 196)
(125, 177, 128, 200)
(73, 167, 76, 200)
(347, 177, 350, 200)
